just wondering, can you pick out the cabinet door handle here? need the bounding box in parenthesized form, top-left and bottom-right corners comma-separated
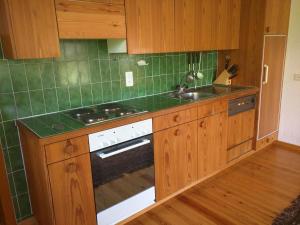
(64, 140, 75, 154)
(199, 121, 204, 128)
(174, 115, 181, 123)
(66, 163, 78, 173)
(263, 64, 269, 85)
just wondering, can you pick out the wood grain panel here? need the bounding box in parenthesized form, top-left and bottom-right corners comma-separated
(126, 144, 300, 225)
(154, 121, 198, 200)
(227, 109, 255, 149)
(264, 0, 291, 35)
(125, 0, 175, 54)
(198, 112, 228, 179)
(45, 135, 89, 164)
(0, 145, 17, 225)
(56, 0, 126, 39)
(227, 139, 253, 162)
(258, 36, 286, 139)
(153, 107, 197, 131)
(48, 154, 96, 225)
(198, 100, 227, 119)
(0, 0, 60, 59)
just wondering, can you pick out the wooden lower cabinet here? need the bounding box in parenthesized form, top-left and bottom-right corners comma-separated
(198, 112, 228, 178)
(48, 154, 96, 225)
(154, 121, 198, 200)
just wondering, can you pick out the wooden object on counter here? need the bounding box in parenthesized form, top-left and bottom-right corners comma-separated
(198, 112, 228, 178)
(0, 0, 60, 59)
(264, 0, 291, 35)
(125, 0, 175, 54)
(55, 0, 126, 39)
(175, 0, 241, 51)
(154, 121, 198, 200)
(213, 70, 232, 86)
(0, 145, 17, 225)
(258, 36, 287, 139)
(48, 154, 96, 225)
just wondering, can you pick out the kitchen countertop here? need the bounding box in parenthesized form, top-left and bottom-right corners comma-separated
(19, 85, 258, 139)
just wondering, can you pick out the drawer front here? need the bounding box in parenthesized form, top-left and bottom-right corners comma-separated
(198, 100, 228, 118)
(153, 107, 197, 131)
(45, 136, 89, 164)
(227, 140, 253, 162)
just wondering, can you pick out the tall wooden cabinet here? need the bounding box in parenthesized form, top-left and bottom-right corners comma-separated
(0, 0, 60, 59)
(154, 121, 198, 200)
(258, 36, 287, 139)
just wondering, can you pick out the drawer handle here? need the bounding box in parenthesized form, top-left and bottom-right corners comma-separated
(66, 163, 78, 173)
(64, 140, 75, 154)
(175, 129, 181, 136)
(174, 115, 181, 123)
(199, 121, 204, 128)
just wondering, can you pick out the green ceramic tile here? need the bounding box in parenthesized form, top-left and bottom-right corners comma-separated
(25, 64, 42, 90)
(122, 85, 131, 100)
(102, 82, 113, 103)
(0, 93, 17, 121)
(10, 64, 28, 92)
(15, 92, 32, 118)
(0, 123, 6, 147)
(98, 40, 109, 59)
(173, 55, 180, 73)
(63, 40, 77, 61)
(75, 40, 89, 60)
(18, 193, 31, 218)
(90, 60, 101, 83)
(44, 89, 59, 113)
(146, 77, 154, 95)
(153, 76, 161, 94)
(67, 61, 80, 86)
(160, 75, 168, 92)
(152, 57, 160, 76)
(69, 86, 82, 108)
(13, 170, 28, 195)
(3, 121, 19, 148)
(166, 55, 174, 75)
(81, 84, 93, 106)
(0, 42, 3, 59)
(8, 173, 16, 196)
(110, 59, 120, 81)
(12, 197, 20, 220)
(91, 83, 103, 104)
(30, 90, 45, 115)
(137, 78, 146, 97)
(8, 146, 24, 171)
(100, 59, 111, 82)
(3, 150, 11, 173)
(78, 61, 90, 85)
(159, 55, 167, 74)
(54, 62, 68, 87)
(112, 81, 121, 101)
(87, 40, 99, 60)
(57, 87, 70, 110)
(40, 63, 55, 89)
(145, 57, 153, 77)
(0, 62, 13, 93)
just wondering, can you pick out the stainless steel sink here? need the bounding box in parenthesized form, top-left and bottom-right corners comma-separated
(179, 92, 216, 100)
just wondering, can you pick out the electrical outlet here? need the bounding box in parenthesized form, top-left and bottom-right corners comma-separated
(125, 71, 134, 87)
(294, 74, 300, 81)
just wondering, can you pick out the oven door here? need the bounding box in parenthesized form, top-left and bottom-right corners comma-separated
(90, 134, 155, 225)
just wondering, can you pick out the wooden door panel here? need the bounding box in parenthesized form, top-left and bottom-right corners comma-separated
(48, 154, 96, 225)
(198, 112, 228, 179)
(258, 36, 286, 139)
(154, 121, 197, 200)
(125, 0, 175, 54)
(264, 0, 291, 35)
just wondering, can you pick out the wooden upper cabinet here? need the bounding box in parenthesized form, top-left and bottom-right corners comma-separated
(0, 0, 60, 59)
(56, 0, 126, 39)
(264, 0, 291, 35)
(154, 121, 198, 200)
(125, 0, 175, 54)
(175, 0, 241, 51)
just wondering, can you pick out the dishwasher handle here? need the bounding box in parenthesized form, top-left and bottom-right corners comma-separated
(263, 64, 269, 85)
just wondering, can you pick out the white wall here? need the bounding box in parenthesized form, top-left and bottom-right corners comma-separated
(278, 0, 300, 145)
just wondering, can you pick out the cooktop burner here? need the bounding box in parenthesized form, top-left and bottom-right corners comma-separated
(66, 103, 146, 125)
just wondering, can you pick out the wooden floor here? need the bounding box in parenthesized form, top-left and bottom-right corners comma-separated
(125, 144, 300, 225)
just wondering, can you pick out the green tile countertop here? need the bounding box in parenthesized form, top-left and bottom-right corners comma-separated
(19, 86, 256, 139)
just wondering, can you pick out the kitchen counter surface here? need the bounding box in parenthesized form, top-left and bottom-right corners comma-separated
(18, 85, 258, 139)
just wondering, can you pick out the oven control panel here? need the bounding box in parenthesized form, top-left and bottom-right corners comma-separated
(89, 119, 153, 152)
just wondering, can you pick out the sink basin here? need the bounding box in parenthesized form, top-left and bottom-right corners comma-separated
(180, 92, 216, 100)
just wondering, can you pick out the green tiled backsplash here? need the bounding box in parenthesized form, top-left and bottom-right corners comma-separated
(0, 39, 217, 221)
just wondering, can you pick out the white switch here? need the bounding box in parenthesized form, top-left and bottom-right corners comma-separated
(125, 71, 134, 87)
(294, 74, 300, 81)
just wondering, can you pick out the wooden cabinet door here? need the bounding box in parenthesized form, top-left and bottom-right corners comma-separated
(154, 121, 198, 200)
(48, 154, 96, 225)
(227, 109, 255, 149)
(55, 0, 126, 39)
(264, 0, 291, 35)
(258, 36, 286, 139)
(0, 0, 60, 59)
(175, 0, 241, 51)
(125, 0, 175, 54)
(198, 112, 228, 179)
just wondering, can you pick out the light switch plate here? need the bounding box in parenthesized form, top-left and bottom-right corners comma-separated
(294, 74, 300, 81)
(125, 71, 134, 87)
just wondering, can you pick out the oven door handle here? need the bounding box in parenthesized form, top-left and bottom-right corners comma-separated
(97, 139, 151, 159)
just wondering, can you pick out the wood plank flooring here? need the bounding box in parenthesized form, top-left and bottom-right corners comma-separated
(125, 144, 300, 225)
